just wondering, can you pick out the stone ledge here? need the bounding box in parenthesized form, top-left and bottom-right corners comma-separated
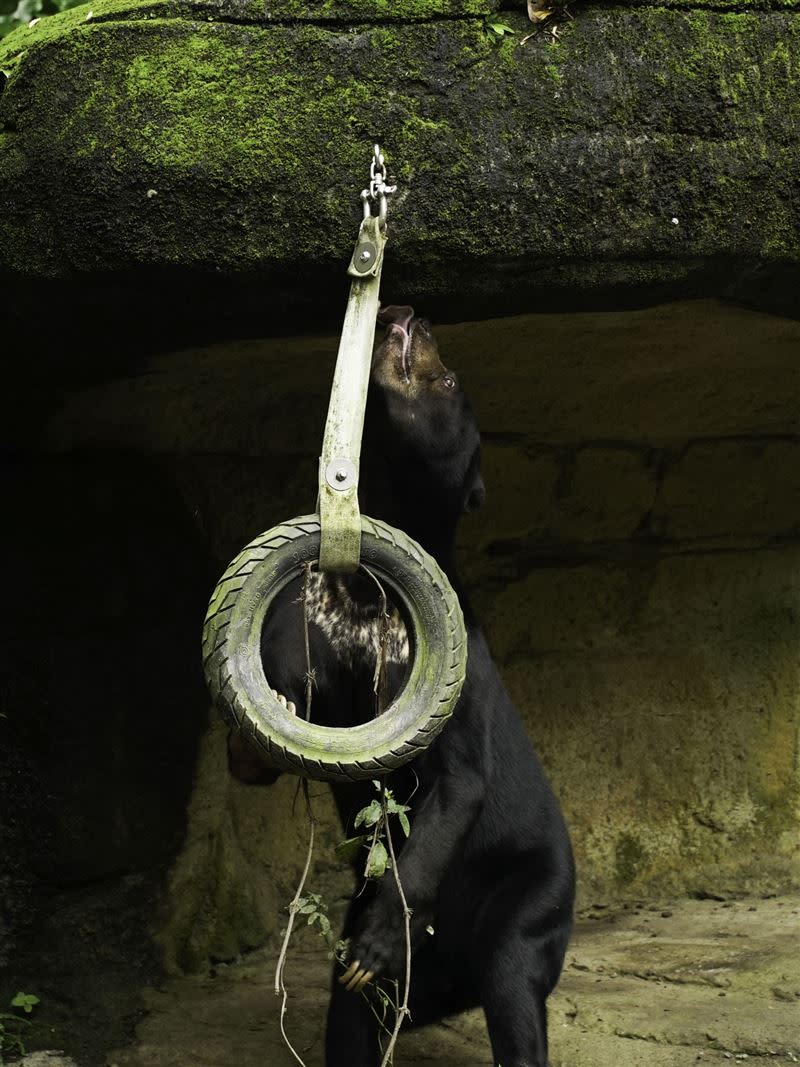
(8, 0, 800, 40)
(2, 2, 800, 300)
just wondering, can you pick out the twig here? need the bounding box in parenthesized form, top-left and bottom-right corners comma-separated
(273, 564, 318, 1065)
(274, 779, 316, 1067)
(301, 561, 315, 721)
(360, 565, 391, 716)
(364, 979, 397, 1046)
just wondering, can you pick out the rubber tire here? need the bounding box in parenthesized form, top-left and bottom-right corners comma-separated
(202, 514, 467, 783)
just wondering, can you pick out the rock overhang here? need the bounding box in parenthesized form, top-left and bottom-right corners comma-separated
(1, 0, 800, 342)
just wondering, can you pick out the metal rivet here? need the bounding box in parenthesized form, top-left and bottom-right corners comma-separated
(324, 457, 357, 492)
(359, 249, 372, 262)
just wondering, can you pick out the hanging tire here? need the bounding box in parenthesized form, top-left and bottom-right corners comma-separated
(202, 515, 467, 783)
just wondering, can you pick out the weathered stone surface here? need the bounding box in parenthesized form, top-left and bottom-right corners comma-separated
(654, 439, 800, 540)
(108, 895, 800, 1067)
(19, 1055, 79, 1067)
(156, 716, 277, 973)
(2, 1, 800, 306)
(446, 301, 800, 447)
(551, 446, 656, 543)
(30, 300, 800, 917)
(476, 444, 658, 546)
(492, 547, 800, 896)
(475, 444, 560, 543)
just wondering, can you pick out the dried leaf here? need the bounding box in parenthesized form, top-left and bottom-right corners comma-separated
(527, 0, 554, 21)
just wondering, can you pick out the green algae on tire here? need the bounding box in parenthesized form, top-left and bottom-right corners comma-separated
(202, 514, 467, 783)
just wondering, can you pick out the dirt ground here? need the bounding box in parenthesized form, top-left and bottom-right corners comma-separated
(26, 893, 799, 1067)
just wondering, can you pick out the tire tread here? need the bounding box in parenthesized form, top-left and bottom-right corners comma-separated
(203, 515, 466, 783)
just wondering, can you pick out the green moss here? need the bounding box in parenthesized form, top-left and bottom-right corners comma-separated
(2, 2, 800, 278)
(629, 0, 800, 6)
(0, 0, 146, 58)
(249, 0, 495, 16)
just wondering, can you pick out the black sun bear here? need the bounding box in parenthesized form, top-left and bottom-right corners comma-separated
(229, 307, 575, 1067)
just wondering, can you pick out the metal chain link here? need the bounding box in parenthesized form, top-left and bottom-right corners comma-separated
(361, 144, 397, 229)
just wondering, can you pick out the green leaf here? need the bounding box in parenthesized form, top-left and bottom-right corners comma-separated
(332, 937, 350, 964)
(306, 910, 332, 940)
(335, 834, 369, 861)
(11, 993, 39, 1015)
(365, 840, 390, 878)
(483, 14, 515, 37)
(398, 812, 411, 837)
(354, 800, 382, 829)
(374, 986, 393, 1009)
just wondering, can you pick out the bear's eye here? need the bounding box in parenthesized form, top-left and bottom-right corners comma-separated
(442, 373, 457, 390)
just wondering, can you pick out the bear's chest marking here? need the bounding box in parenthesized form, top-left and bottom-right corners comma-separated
(304, 572, 409, 669)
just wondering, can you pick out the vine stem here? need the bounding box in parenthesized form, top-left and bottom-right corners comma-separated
(378, 788, 413, 1067)
(362, 564, 414, 1067)
(273, 562, 318, 1066)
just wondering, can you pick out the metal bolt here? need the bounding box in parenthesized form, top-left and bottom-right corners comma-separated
(359, 249, 372, 263)
(335, 468, 348, 482)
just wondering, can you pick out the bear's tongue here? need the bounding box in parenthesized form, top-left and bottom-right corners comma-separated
(378, 305, 415, 381)
(378, 305, 415, 332)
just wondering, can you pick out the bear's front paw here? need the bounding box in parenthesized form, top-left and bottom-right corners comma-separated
(339, 909, 408, 993)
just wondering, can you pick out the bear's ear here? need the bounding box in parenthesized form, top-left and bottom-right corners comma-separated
(464, 473, 486, 514)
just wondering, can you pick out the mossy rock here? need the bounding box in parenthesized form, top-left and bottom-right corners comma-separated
(2, 0, 800, 298)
